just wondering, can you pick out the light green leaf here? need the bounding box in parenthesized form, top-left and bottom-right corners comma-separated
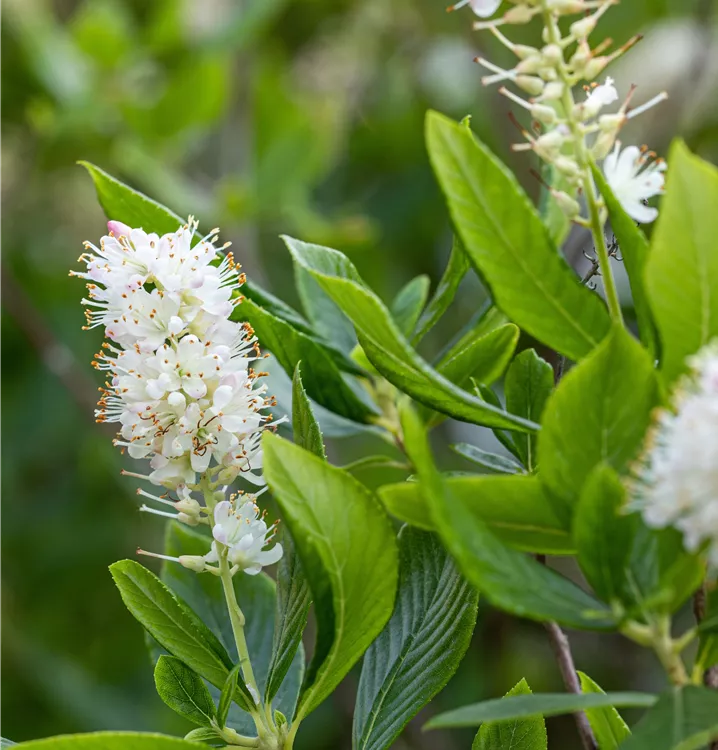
(390, 275, 430, 337)
(646, 140, 718, 382)
(262, 432, 399, 721)
(290, 364, 326, 460)
(283, 236, 537, 433)
(413, 237, 470, 344)
(574, 465, 636, 604)
(538, 326, 660, 519)
(183, 726, 223, 745)
(593, 164, 657, 358)
(451, 443, 523, 475)
(154, 656, 217, 727)
(425, 692, 657, 730)
(504, 349, 554, 471)
(378, 474, 573, 555)
(620, 686, 718, 750)
(472, 679, 547, 750)
(353, 527, 478, 750)
(14, 733, 205, 749)
(400, 402, 614, 629)
(425, 110, 610, 361)
(578, 671, 630, 749)
(217, 665, 240, 729)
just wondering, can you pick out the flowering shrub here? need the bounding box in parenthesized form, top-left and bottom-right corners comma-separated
(11, 1, 718, 749)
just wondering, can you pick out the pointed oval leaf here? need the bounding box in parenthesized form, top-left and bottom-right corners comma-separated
(353, 527, 478, 750)
(390, 275, 430, 337)
(578, 671, 631, 749)
(154, 656, 217, 727)
(217, 665, 241, 729)
(451, 444, 523, 475)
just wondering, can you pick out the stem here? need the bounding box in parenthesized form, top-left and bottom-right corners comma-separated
(653, 617, 689, 686)
(540, 2, 624, 325)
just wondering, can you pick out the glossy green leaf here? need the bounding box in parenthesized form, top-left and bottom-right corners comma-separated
(475, 383, 521, 459)
(390, 275, 430, 337)
(451, 443, 523, 475)
(538, 327, 660, 518)
(283, 236, 537, 433)
(14, 733, 205, 749)
(161, 524, 302, 733)
(353, 527, 478, 750)
(425, 692, 657, 730)
(378, 474, 572, 554)
(291, 363, 326, 460)
(154, 656, 217, 727)
(504, 349, 554, 471)
(413, 237, 470, 344)
(646, 140, 718, 382)
(238, 298, 375, 423)
(620, 686, 718, 750)
(472, 679, 547, 750)
(217, 665, 240, 729)
(574, 465, 636, 604)
(262, 432, 399, 721)
(578, 671, 630, 749)
(425, 110, 610, 361)
(400, 403, 613, 629)
(593, 164, 657, 358)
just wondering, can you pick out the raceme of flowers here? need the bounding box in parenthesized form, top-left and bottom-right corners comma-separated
(452, 0, 667, 223)
(72, 218, 282, 576)
(631, 343, 718, 568)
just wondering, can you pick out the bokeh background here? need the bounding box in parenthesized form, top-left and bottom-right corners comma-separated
(3, 0, 718, 746)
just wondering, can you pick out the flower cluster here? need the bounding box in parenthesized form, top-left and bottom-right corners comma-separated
(631, 343, 718, 568)
(451, 0, 667, 223)
(73, 218, 282, 575)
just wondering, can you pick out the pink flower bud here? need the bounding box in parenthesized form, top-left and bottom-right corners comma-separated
(107, 220, 132, 238)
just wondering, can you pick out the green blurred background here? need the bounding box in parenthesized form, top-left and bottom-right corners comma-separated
(3, 0, 718, 746)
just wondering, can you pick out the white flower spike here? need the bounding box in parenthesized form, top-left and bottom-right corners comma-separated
(603, 142, 666, 223)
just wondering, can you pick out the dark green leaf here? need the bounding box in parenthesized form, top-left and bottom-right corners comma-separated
(378, 473, 573, 554)
(504, 349, 554, 471)
(475, 383, 521, 459)
(353, 527, 478, 750)
(217, 665, 240, 729)
(262, 432, 399, 721)
(400, 402, 613, 629)
(593, 164, 657, 358)
(413, 237, 470, 344)
(578, 671, 630, 750)
(154, 656, 217, 727)
(538, 327, 660, 519)
(620, 686, 718, 750)
(425, 692, 657, 730)
(390, 275, 430, 337)
(645, 140, 718, 382)
(283, 236, 537, 433)
(472, 679, 547, 750)
(574, 465, 636, 604)
(451, 443, 523, 475)
(291, 364, 326, 459)
(14, 734, 205, 749)
(425, 110, 610, 361)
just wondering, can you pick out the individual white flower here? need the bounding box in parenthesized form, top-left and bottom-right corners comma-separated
(602, 142, 666, 223)
(580, 76, 619, 119)
(449, 0, 501, 18)
(631, 342, 718, 567)
(205, 498, 283, 575)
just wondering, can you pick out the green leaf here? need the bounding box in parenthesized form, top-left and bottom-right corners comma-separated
(283, 236, 537, 433)
(238, 298, 375, 423)
(154, 656, 217, 727)
(291, 364, 326, 459)
(400, 402, 614, 629)
(697, 587, 718, 669)
(378, 474, 573, 555)
(262, 432, 399, 721)
(504, 349, 554, 471)
(425, 110, 610, 361)
(574, 465, 636, 604)
(413, 237, 470, 344)
(538, 326, 660, 518)
(14, 733, 208, 749)
(620, 686, 718, 750)
(475, 383, 521, 459)
(592, 164, 657, 358)
(353, 527, 478, 750)
(110, 560, 234, 691)
(646, 140, 718, 382)
(390, 275, 430, 337)
(161, 524, 303, 733)
(451, 443, 523, 475)
(578, 671, 630, 749)
(217, 665, 240, 729)
(472, 679, 547, 750)
(425, 692, 657, 730)
(183, 727, 223, 745)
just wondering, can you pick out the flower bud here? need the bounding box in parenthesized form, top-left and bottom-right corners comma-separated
(541, 81, 565, 101)
(530, 104, 557, 125)
(516, 76, 545, 96)
(547, 0, 585, 13)
(177, 512, 200, 527)
(552, 190, 581, 219)
(570, 15, 597, 39)
(583, 56, 610, 81)
(107, 220, 132, 238)
(179, 555, 207, 572)
(541, 44, 562, 66)
(504, 6, 535, 24)
(554, 156, 580, 179)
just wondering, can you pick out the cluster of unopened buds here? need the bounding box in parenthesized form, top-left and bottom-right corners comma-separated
(72, 218, 283, 576)
(450, 0, 667, 224)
